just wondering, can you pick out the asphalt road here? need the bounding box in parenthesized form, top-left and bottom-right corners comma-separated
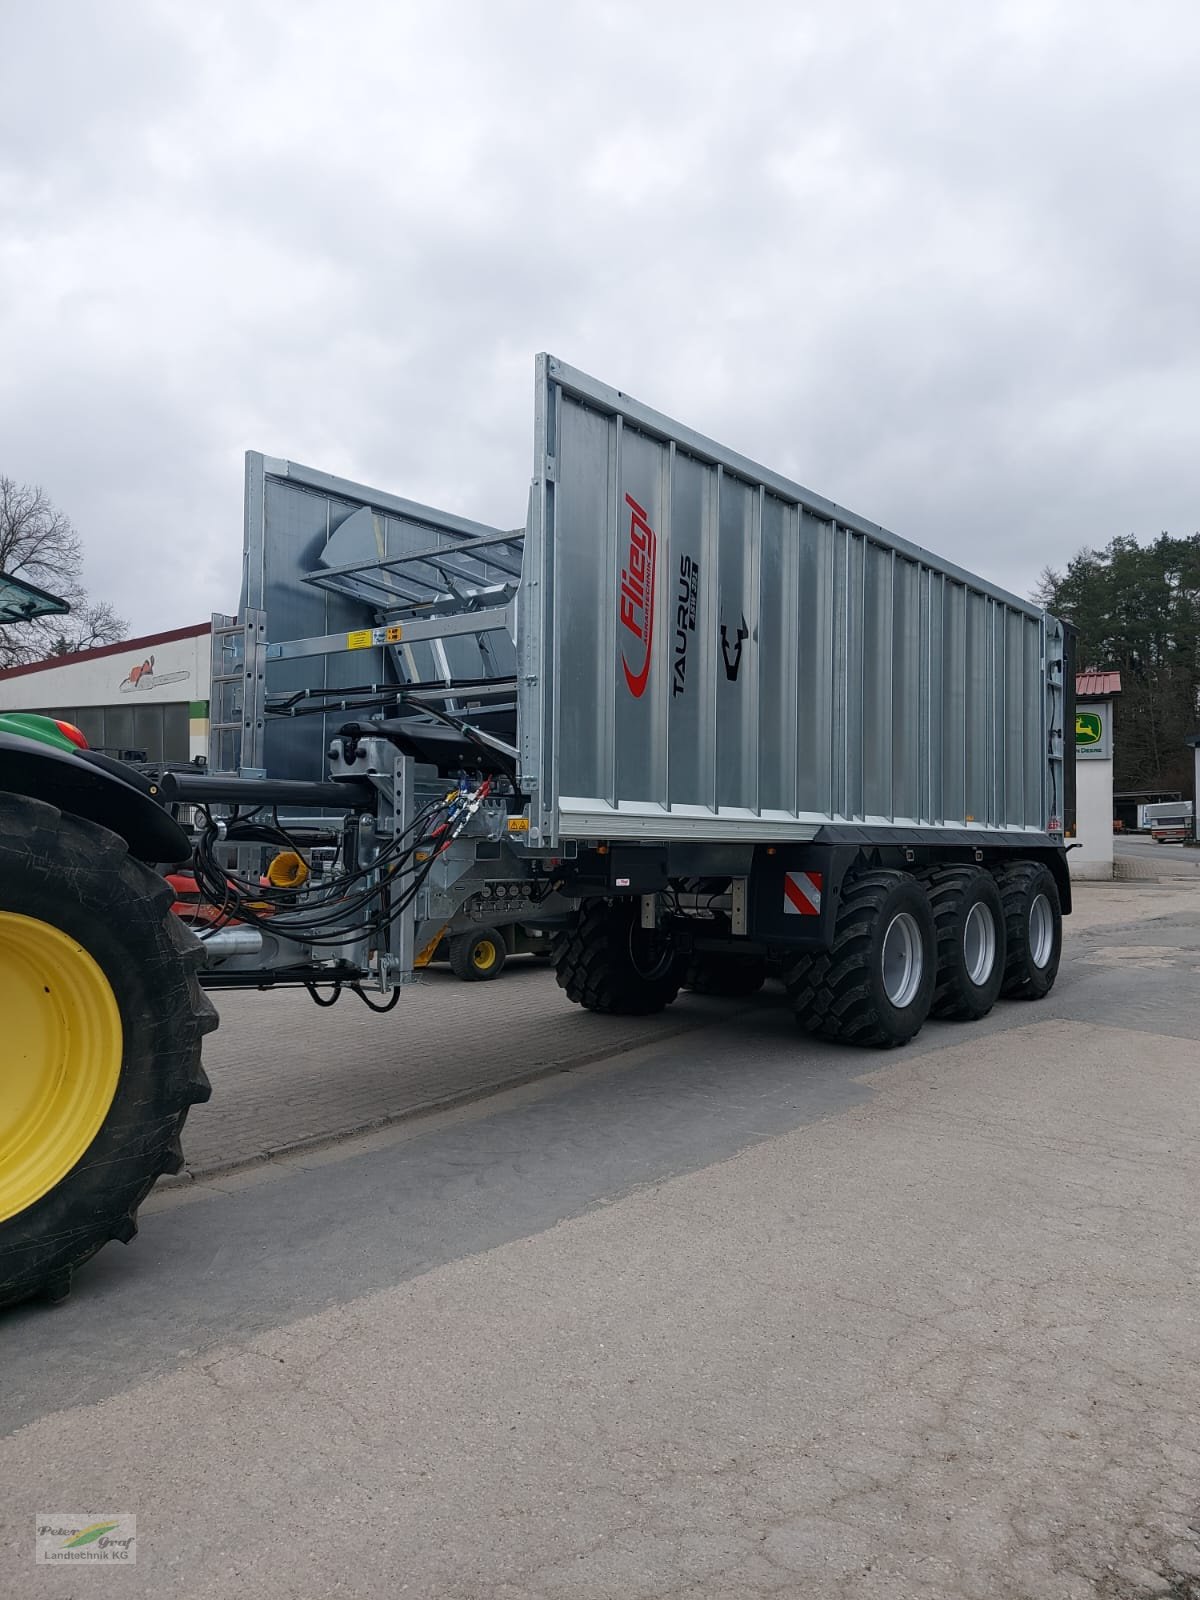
(3, 879, 1200, 1598)
(1115, 834, 1200, 869)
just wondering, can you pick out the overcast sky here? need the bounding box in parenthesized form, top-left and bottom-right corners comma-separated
(2, 1, 1198, 636)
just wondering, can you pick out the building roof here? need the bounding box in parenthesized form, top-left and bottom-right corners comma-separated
(0, 621, 211, 682)
(1076, 670, 1121, 699)
(0, 572, 70, 625)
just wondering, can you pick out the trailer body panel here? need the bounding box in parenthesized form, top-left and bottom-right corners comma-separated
(219, 454, 518, 782)
(520, 357, 1061, 849)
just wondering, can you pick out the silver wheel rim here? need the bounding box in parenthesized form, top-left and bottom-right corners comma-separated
(1029, 893, 1054, 969)
(882, 912, 924, 1008)
(963, 902, 997, 987)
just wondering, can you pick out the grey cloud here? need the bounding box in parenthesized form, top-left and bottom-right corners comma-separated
(1, 0, 1197, 633)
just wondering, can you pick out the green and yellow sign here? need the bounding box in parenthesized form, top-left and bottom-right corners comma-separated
(1075, 704, 1110, 759)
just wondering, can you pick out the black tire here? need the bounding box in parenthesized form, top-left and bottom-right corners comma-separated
(785, 869, 935, 1048)
(919, 866, 1006, 1021)
(449, 926, 507, 981)
(553, 899, 681, 1015)
(0, 794, 216, 1309)
(994, 859, 1062, 999)
(685, 955, 767, 997)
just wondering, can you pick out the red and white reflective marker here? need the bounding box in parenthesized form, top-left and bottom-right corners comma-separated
(783, 870, 823, 916)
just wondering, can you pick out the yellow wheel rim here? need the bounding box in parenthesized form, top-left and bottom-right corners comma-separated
(472, 938, 498, 973)
(0, 912, 123, 1224)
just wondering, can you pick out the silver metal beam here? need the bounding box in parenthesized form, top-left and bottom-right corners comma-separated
(265, 605, 516, 663)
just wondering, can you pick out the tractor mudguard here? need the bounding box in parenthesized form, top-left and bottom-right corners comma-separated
(0, 731, 190, 864)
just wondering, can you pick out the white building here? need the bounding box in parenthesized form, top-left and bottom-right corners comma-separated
(1069, 670, 1120, 881)
(0, 623, 211, 763)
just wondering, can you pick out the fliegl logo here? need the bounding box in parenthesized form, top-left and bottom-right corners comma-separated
(618, 492, 657, 698)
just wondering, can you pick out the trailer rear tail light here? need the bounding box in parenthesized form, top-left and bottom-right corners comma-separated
(54, 719, 89, 749)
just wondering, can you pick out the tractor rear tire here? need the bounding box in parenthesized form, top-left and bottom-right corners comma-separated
(0, 794, 215, 1309)
(449, 927, 507, 981)
(554, 899, 681, 1015)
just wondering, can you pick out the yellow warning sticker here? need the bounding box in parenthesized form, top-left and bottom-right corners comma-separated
(506, 817, 530, 833)
(347, 629, 373, 650)
(382, 624, 403, 643)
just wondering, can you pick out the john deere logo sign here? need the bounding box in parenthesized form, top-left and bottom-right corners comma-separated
(1075, 705, 1110, 759)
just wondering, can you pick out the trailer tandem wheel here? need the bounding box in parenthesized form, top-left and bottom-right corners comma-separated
(553, 899, 682, 1015)
(786, 869, 936, 1048)
(0, 794, 215, 1309)
(993, 860, 1062, 1000)
(919, 866, 1006, 1021)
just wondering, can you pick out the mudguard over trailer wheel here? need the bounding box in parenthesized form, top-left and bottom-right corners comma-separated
(994, 860, 1062, 1000)
(554, 898, 681, 1015)
(920, 866, 1006, 1021)
(0, 794, 215, 1309)
(786, 869, 936, 1048)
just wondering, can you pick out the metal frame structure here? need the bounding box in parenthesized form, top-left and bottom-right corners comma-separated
(180, 355, 1069, 1001)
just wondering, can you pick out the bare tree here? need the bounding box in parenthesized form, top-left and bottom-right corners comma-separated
(0, 477, 126, 668)
(1030, 564, 1063, 609)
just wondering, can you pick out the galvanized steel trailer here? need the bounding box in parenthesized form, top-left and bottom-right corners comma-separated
(0, 354, 1077, 1306)
(176, 353, 1072, 1047)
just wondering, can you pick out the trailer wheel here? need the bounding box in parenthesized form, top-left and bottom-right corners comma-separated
(449, 927, 507, 981)
(786, 869, 935, 1048)
(920, 866, 1006, 1020)
(0, 794, 215, 1309)
(994, 860, 1062, 999)
(685, 955, 767, 997)
(553, 899, 681, 1015)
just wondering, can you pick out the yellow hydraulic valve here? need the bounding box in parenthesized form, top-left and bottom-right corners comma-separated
(265, 850, 309, 889)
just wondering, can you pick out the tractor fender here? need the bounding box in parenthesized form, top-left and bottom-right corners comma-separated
(0, 732, 191, 864)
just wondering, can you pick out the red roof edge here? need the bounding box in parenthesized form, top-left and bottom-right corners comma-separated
(0, 621, 211, 682)
(1076, 670, 1122, 699)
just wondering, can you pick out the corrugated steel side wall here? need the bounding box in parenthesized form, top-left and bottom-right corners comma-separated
(521, 357, 1053, 846)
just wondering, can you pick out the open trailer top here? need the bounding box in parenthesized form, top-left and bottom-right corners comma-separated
(0, 355, 1074, 1306)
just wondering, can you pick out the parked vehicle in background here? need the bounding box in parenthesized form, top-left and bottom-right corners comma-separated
(1144, 801, 1194, 843)
(0, 356, 1074, 1307)
(432, 921, 556, 981)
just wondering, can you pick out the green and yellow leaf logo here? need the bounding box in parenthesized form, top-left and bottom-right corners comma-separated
(1075, 712, 1103, 746)
(63, 1521, 119, 1548)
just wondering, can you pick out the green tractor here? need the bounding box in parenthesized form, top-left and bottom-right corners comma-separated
(0, 574, 215, 1308)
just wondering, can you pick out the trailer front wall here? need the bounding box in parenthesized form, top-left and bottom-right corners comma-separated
(521, 358, 1055, 847)
(231, 455, 515, 782)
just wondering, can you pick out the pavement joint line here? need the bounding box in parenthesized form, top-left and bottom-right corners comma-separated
(144, 1007, 1077, 1217)
(155, 997, 761, 1199)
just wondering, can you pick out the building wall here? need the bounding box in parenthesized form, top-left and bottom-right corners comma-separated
(1070, 756, 1115, 880)
(0, 627, 211, 761)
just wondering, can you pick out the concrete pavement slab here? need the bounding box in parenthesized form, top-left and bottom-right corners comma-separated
(176, 882, 1200, 1184)
(2, 1018, 1199, 1598)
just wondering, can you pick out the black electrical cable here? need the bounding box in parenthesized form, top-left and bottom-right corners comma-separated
(188, 786, 483, 947)
(200, 794, 446, 915)
(351, 984, 402, 1012)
